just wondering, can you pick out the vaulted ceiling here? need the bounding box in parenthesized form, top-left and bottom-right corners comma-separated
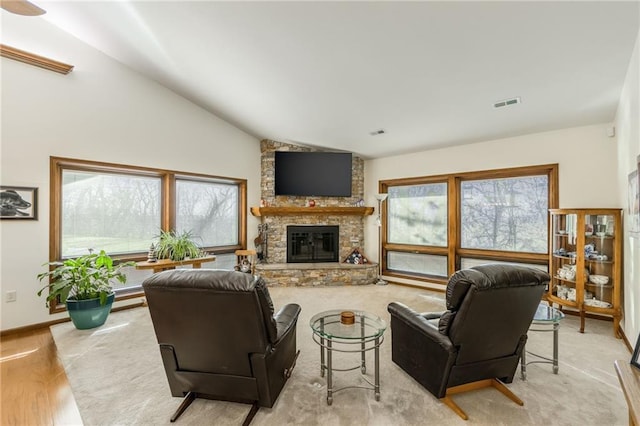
(10, 1, 640, 158)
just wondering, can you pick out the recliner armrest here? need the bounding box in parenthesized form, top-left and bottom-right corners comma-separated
(421, 311, 445, 320)
(273, 303, 301, 345)
(388, 302, 454, 353)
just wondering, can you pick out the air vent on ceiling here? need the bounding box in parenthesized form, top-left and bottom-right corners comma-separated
(370, 129, 386, 136)
(494, 97, 521, 109)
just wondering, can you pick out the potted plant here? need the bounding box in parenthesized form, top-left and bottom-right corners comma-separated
(37, 250, 134, 330)
(155, 229, 203, 261)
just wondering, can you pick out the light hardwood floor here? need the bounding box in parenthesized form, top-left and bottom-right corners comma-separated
(1, 328, 82, 425)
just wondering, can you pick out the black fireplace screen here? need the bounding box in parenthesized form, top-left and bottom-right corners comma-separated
(287, 225, 339, 263)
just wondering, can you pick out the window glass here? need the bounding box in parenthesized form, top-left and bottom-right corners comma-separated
(61, 170, 161, 257)
(387, 251, 448, 277)
(461, 175, 548, 253)
(387, 182, 448, 246)
(459, 257, 548, 272)
(175, 179, 239, 247)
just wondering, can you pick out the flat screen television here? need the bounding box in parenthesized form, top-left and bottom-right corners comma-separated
(274, 151, 352, 197)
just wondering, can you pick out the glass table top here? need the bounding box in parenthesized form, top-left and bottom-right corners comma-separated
(309, 309, 387, 340)
(532, 303, 565, 323)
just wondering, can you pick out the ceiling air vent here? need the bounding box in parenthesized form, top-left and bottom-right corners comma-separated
(494, 97, 521, 109)
(370, 129, 386, 136)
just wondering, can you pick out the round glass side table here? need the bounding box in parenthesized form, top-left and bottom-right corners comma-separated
(521, 303, 565, 380)
(309, 309, 387, 405)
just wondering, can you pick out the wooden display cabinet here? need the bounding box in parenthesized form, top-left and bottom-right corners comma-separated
(548, 208, 622, 337)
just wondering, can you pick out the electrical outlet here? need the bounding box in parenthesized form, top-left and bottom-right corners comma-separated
(6, 290, 17, 303)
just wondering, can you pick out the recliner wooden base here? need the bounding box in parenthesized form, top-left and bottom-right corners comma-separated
(170, 392, 261, 425)
(440, 379, 524, 421)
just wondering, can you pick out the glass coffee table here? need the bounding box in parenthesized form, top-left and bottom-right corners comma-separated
(310, 309, 387, 405)
(521, 303, 565, 380)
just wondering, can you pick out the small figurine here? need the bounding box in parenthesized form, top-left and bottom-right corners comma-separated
(234, 259, 252, 273)
(147, 243, 157, 263)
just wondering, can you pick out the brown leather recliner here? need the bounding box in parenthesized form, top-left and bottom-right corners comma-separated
(387, 264, 549, 420)
(143, 269, 301, 424)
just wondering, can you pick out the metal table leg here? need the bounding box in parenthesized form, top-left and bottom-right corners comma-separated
(360, 316, 366, 374)
(326, 339, 333, 405)
(374, 336, 380, 401)
(553, 321, 559, 374)
(320, 317, 325, 377)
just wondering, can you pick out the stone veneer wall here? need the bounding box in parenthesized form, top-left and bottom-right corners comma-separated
(259, 139, 368, 265)
(255, 263, 377, 287)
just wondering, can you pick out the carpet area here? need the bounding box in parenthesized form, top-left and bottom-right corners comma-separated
(50, 284, 630, 425)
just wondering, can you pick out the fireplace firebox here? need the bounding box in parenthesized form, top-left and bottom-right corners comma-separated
(287, 225, 339, 263)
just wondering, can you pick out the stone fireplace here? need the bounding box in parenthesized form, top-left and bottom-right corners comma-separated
(253, 139, 377, 286)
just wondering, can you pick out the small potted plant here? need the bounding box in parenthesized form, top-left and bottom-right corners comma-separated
(155, 229, 203, 261)
(37, 250, 134, 330)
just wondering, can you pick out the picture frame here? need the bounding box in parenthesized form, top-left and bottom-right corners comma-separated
(0, 186, 38, 220)
(632, 333, 640, 370)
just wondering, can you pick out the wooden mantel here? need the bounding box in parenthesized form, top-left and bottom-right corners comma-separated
(250, 206, 374, 217)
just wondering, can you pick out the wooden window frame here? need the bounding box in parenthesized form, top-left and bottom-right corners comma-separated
(380, 164, 558, 286)
(48, 157, 247, 313)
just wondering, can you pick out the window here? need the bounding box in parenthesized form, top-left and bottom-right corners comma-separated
(460, 175, 548, 253)
(380, 164, 557, 285)
(50, 157, 247, 312)
(387, 251, 448, 278)
(388, 182, 448, 247)
(62, 170, 161, 257)
(175, 178, 239, 247)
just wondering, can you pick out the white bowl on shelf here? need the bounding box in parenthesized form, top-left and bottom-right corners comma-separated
(584, 298, 612, 308)
(588, 275, 609, 285)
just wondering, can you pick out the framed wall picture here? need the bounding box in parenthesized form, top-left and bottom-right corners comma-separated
(0, 186, 38, 220)
(632, 334, 640, 370)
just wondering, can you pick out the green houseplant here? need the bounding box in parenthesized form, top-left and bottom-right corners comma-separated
(155, 229, 203, 261)
(37, 250, 134, 330)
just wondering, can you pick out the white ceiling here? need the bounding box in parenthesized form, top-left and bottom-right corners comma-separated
(24, 1, 640, 157)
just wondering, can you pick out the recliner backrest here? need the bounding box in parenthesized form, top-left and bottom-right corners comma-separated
(441, 264, 548, 365)
(143, 269, 277, 377)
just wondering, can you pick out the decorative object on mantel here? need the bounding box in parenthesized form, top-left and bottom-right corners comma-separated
(375, 193, 388, 285)
(0, 186, 38, 220)
(343, 247, 369, 264)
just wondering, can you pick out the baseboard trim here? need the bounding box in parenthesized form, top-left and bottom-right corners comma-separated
(0, 301, 146, 337)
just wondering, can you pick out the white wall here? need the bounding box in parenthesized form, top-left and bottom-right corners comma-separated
(0, 14, 261, 330)
(364, 123, 620, 289)
(615, 28, 640, 347)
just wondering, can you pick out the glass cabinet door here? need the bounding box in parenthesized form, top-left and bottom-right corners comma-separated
(583, 214, 615, 309)
(551, 213, 578, 305)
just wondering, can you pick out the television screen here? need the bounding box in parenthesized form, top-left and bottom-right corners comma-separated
(274, 151, 352, 197)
